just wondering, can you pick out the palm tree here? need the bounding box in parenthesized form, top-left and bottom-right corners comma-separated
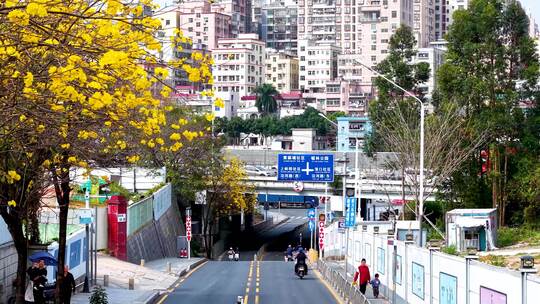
(254, 84, 278, 115)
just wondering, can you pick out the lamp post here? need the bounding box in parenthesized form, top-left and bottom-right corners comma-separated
(354, 60, 425, 246)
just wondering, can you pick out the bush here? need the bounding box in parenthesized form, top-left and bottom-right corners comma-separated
(480, 255, 507, 267)
(441, 245, 458, 256)
(497, 227, 540, 247)
(89, 285, 108, 304)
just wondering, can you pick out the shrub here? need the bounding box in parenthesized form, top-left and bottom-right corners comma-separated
(89, 285, 108, 304)
(497, 227, 540, 247)
(480, 255, 507, 267)
(442, 245, 458, 256)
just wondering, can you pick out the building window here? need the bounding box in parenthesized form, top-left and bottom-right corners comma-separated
(165, 20, 170, 25)
(391, 11, 397, 18)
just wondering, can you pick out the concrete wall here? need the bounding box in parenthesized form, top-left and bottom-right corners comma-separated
(0, 243, 17, 304)
(126, 198, 184, 264)
(325, 222, 540, 303)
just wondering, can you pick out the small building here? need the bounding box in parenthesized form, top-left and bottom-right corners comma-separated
(336, 116, 372, 152)
(446, 208, 498, 252)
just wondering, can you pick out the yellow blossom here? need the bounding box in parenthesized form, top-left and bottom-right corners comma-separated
(7, 10, 30, 25)
(61, 143, 70, 149)
(26, 3, 48, 17)
(127, 155, 140, 163)
(169, 133, 181, 141)
(68, 156, 77, 163)
(7, 200, 16, 207)
(19, 115, 27, 122)
(7, 170, 21, 183)
(24, 72, 33, 87)
(214, 98, 225, 109)
(205, 113, 215, 122)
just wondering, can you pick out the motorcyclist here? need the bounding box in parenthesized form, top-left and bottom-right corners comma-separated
(294, 247, 308, 275)
(227, 247, 235, 260)
(234, 247, 240, 261)
(285, 245, 293, 262)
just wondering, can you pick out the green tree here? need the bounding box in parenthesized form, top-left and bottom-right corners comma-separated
(369, 25, 484, 235)
(436, 0, 539, 225)
(254, 84, 279, 115)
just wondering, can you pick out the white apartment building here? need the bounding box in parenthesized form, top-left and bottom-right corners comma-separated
(298, 39, 340, 92)
(413, 40, 447, 100)
(265, 49, 299, 92)
(298, 0, 336, 41)
(212, 33, 266, 97)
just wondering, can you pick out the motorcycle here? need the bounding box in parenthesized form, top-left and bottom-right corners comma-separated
(228, 251, 234, 261)
(296, 263, 306, 279)
(234, 252, 239, 261)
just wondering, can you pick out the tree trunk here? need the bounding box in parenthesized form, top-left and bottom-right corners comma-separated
(52, 160, 71, 302)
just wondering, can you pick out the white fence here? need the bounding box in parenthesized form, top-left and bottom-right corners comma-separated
(325, 221, 540, 304)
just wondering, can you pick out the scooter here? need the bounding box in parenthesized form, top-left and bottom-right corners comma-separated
(228, 251, 234, 261)
(296, 263, 306, 279)
(234, 252, 239, 261)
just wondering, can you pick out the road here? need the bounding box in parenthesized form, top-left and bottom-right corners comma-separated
(162, 209, 338, 304)
(162, 260, 338, 304)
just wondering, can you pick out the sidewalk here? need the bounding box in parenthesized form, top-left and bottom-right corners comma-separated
(71, 253, 203, 304)
(325, 260, 390, 304)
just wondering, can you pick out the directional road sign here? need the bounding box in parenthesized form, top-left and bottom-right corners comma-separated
(277, 154, 334, 182)
(308, 220, 315, 232)
(307, 208, 316, 219)
(345, 197, 357, 227)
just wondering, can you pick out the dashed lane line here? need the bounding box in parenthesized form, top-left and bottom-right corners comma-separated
(155, 261, 208, 304)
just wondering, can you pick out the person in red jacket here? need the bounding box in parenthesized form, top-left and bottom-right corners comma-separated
(352, 258, 371, 294)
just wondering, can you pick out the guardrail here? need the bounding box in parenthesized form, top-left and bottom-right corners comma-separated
(318, 260, 370, 304)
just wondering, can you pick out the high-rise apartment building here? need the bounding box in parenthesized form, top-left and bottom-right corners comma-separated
(298, 39, 340, 92)
(156, 1, 231, 51)
(414, 0, 435, 47)
(265, 49, 299, 92)
(212, 34, 266, 97)
(212, 0, 250, 36)
(298, 0, 336, 41)
(262, 0, 299, 54)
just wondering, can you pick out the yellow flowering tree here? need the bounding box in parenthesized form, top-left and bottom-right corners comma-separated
(0, 0, 213, 302)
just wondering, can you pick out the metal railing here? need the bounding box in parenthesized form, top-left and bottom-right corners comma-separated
(318, 260, 370, 304)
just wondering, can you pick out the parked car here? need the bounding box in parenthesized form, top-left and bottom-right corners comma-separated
(245, 165, 272, 176)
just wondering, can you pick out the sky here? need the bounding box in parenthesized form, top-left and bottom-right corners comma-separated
(520, 0, 540, 26)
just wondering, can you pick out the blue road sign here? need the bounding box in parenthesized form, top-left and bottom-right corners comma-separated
(277, 154, 334, 182)
(345, 197, 357, 227)
(308, 220, 315, 232)
(307, 208, 316, 219)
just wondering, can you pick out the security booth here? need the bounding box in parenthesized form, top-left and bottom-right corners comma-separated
(446, 208, 498, 252)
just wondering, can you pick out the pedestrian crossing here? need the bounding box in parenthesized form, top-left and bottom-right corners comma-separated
(290, 216, 308, 221)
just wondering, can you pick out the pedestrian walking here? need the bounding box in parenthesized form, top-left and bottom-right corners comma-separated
(370, 273, 381, 298)
(60, 266, 76, 304)
(352, 258, 371, 295)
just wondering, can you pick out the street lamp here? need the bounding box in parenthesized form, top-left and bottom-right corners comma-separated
(319, 113, 362, 224)
(354, 60, 425, 246)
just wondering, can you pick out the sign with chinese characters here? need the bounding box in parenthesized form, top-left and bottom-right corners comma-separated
(345, 197, 357, 227)
(277, 154, 334, 182)
(440, 272, 457, 304)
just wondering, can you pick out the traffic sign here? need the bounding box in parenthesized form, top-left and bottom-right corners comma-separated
(345, 197, 357, 227)
(307, 208, 316, 219)
(277, 154, 334, 182)
(308, 220, 315, 232)
(338, 217, 346, 233)
(186, 216, 192, 241)
(318, 220, 325, 250)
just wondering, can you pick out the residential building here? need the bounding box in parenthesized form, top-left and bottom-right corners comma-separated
(413, 0, 436, 48)
(261, 0, 299, 54)
(278, 91, 305, 118)
(297, 0, 336, 41)
(212, 0, 249, 36)
(174, 0, 232, 49)
(212, 33, 266, 97)
(434, 0, 448, 40)
(413, 40, 447, 100)
(173, 88, 240, 118)
(302, 79, 372, 115)
(265, 49, 299, 92)
(238, 95, 261, 119)
(298, 39, 340, 92)
(336, 116, 372, 152)
(251, 0, 265, 36)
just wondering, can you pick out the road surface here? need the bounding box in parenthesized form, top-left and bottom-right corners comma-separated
(162, 209, 338, 304)
(162, 260, 338, 304)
